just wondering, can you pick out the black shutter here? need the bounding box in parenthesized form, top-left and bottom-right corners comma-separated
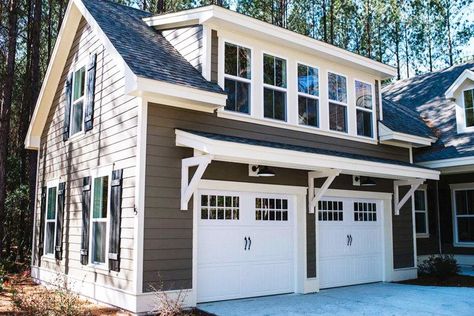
(108, 169, 123, 272)
(55, 182, 66, 260)
(38, 187, 47, 262)
(63, 73, 73, 141)
(84, 54, 97, 132)
(80, 177, 91, 265)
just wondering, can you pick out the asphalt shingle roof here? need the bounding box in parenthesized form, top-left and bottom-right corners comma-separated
(380, 98, 434, 139)
(82, 0, 224, 94)
(182, 129, 433, 170)
(383, 62, 474, 163)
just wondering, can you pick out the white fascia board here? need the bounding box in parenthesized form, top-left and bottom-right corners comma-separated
(144, 6, 396, 79)
(175, 130, 440, 180)
(418, 156, 474, 169)
(128, 77, 226, 111)
(25, 0, 135, 150)
(378, 123, 434, 147)
(445, 69, 474, 99)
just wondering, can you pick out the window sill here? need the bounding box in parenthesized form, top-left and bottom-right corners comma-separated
(217, 110, 377, 145)
(453, 242, 474, 248)
(416, 233, 430, 239)
(41, 255, 57, 263)
(66, 130, 86, 143)
(86, 263, 110, 273)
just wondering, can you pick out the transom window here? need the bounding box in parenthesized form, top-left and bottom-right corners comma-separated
(354, 202, 377, 222)
(463, 89, 474, 128)
(44, 186, 58, 256)
(263, 54, 287, 121)
(453, 189, 474, 244)
(224, 43, 251, 114)
(201, 195, 240, 220)
(298, 64, 319, 127)
(355, 80, 374, 138)
(328, 72, 348, 133)
(255, 197, 288, 221)
(91, 176, 109, 264)
(318, 200, 343, 221)
(414, 189, 428, 236)
(70, 66, 86, 136)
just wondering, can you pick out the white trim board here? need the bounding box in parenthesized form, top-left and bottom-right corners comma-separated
(418, 156, 474, 170)
(445, 69, 474, 99)
(175, 129, 440, 180)
(378, 123, 435, 148)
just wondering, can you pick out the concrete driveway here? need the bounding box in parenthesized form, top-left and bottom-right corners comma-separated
(198, 283, 474, 316)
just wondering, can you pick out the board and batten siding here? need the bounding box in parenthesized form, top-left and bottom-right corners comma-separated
(161, 25, 204, 73)
(33, 18, 138, 292)
(144, 102, 414, 291)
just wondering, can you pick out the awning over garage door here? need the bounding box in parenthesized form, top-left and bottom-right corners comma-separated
(175, 129, 440, 211)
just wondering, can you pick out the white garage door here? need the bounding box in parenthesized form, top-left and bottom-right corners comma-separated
(197, 190, 295, 303)
(319, 197, 384, 289)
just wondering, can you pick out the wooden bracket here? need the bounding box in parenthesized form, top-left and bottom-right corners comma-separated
(308, 169, 341, 213)
(181, 154, 213, 210)
(393, 179, 424, 215)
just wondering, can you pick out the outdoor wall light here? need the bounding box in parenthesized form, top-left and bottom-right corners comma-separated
(353, 175, 376, 187)
(251, 165, 276, 177)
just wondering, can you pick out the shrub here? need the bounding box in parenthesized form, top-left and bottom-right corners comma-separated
(418, 255, 460, 279)
(148, 277, 190, 316)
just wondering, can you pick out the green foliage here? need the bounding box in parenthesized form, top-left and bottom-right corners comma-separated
(418, 255, 460, 279)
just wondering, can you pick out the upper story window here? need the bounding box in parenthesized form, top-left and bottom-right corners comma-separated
(70, 66, 86, 136)
(263, 54, 287, 121)
(44, 186, 58, 256)
(355, 80, 374, 138)
(463, 89, 474, 128)
(328, 72, 348, 133)
(224, 43, 251, 114)
(298, 64, 319, 127)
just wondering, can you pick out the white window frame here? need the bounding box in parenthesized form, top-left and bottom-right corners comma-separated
(354, 79, 376, 139)
(413, 187, 429, 238)
(327, 71, 348, 134)
(43, 178, 60, 258)
(89, 165, 113, 269)
(68, 58, 88, 140)
(297, 62, 320, 129)
(451, 183, 474, 247)
(223, 41, 253, 116)
(461, 88, 474, 132)
(262, 51, 288, 122)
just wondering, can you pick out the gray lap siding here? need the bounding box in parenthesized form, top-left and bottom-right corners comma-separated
(33, 18, 138, 291)
(144, 102, 414, 291)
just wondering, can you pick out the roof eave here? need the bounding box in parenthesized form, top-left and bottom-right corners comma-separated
(378, 122, 435, 148)
(144, 5, 396, 79)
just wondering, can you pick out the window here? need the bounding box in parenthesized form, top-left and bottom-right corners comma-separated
(414, 190, 429, 236)
(70, 66, 86, 136)
(44, 186, 58, 256)
(263, 54, 287, 121)
(355, 80, 374, 138)
(91, 175, 109, 264)
(328, 72, 348, 133)
(318, 200, 343, 221)
(453, 189, 474, 244)
(256, 198, 288, 221)
(201, 194, 239, 220)
(354, 202, 377, 222)
(463, 89, 474, 128)
(298, 64, 319, 127)
(224, 43, 251, 114)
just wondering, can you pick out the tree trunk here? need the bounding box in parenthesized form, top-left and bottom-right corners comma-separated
(404, 27, 410, 78)
(395, 22, 401, 80)
(329, 0, 334, 44)
(446, 1, 453, 66)
(322, 0, 327, 42)
(0, 0, 19, 255)
(366, 0, 371, 58)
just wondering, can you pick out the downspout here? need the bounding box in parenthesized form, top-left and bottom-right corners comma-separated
(436, 181, 442, 254)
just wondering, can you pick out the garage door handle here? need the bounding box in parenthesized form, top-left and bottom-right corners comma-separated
(349, 234, 353, 246)
(244, 237, 248, 250)
(347, 235, 350, 246)
(248, 237, 251, 250)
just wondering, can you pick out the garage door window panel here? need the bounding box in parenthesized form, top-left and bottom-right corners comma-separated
(354, 202, 377, 222)
(201, 194, 239, 220)
(256, 198, 288, 221)
(318, 200, 343, 221)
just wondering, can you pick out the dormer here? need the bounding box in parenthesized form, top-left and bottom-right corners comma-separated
(144, 6, 398, 145)
(445, 69, 474, 134)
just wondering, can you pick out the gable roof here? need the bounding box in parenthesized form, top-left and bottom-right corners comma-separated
(82, 0, 223, 94)
(383, 62, 474, 163)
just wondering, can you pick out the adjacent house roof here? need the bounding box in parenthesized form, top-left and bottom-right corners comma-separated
(383, 62, 474, 163)
(82, 0, 223, 94)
